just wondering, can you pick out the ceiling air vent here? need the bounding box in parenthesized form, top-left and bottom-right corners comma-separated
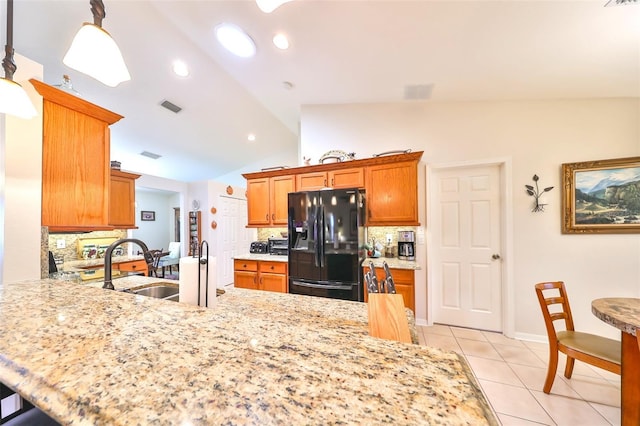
(403, 84, 433, 100)
(160, 100, 182, 113)
(140, 151, 162, 160)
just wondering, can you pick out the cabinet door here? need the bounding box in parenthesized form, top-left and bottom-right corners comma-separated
(366, 161, 419, 225)
(234, 271, 258, 289)
(329, 167, 364, 189)
(270, 175, 295, 225)
(109, 171, 139, 228)
(258, 261, 287, 293)
(246, 178, 270, 226)
(259, 273, 288, 293)
(42, 102, 111, 230)
(296, 172, 327, 191)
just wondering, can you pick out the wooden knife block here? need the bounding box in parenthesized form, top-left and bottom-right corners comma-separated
(367, 293, 412, 343)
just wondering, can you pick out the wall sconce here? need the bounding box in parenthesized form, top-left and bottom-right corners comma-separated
(0, 0, 37, 119)
(63, 0, 130, 87)
(525, 175, 554, 212)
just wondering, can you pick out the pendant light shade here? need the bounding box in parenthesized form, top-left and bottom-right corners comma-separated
(256, 0, 293, 13)
(63, 0, 130, 87)
(1, 0, 37, 119)
(0, 77, 37, 119)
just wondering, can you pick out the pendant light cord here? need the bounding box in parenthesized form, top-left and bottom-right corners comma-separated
(2, 0, 16, 81)
(90, 0, 106, 27)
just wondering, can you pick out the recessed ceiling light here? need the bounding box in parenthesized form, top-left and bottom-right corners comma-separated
(248, 133, 256, 142)
(172, 60, 189, 77)
(215, 23, 256, 58)
(273, 33, 289, 50)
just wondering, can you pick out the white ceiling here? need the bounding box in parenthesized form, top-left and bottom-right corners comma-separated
(10, 0, 640, 182)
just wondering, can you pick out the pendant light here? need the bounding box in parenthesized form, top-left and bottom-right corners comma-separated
(63, 0, 130, 87)
(0, 0, 37, 119)
(256, 0, 293, 13)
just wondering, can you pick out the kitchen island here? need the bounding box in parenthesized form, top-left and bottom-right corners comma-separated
(0, 278, 497, 425)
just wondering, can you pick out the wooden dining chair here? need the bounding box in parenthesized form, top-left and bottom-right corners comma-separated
(146, 249, 164, 277)
(535, 281, 621, 393)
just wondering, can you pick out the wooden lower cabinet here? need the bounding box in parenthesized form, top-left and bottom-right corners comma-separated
(234, 259, 287, 293)
(116, 259, 149, 276)
(363, 267, 415, 312)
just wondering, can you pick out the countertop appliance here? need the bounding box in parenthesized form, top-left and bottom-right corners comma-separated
(268, 238, 288, 256)
(249, 241, 268, 254)
(288, 188, 366, 302)
(398, 230, 415, 261)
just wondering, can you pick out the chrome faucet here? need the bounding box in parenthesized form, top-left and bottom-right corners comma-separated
(103, 238, 153, 290)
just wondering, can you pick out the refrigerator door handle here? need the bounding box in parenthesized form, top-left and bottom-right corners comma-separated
(313, 204, 320, 268)
(318, 205, 325, 268)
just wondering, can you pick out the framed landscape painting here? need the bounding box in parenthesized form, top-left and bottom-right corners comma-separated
(562, 156, 640, 234)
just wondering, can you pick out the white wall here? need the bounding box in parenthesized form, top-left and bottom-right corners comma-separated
(135, 173, 188, 256)
(1, 54, 43, 284)
(300, 99, 640, 340)
(131, 190, 175, 251)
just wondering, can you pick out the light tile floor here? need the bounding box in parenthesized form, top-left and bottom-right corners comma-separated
(417, 324, 621, 425)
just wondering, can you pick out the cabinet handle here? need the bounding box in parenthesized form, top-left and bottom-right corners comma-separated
(253, 276, 256, 284)
(324, 179, 327, 186)
(271, 265, 274, 270)
(331, 178, 334, 186)
(272, 213, 275, 220)
(265, 214, 269, 220)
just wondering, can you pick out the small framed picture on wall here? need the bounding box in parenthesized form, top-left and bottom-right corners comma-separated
(141, 211, 156, 221)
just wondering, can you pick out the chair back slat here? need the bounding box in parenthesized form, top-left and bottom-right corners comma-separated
(535, 281, 576, 334)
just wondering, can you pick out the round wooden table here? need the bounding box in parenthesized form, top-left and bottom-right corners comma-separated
(592, 298, 640, 426)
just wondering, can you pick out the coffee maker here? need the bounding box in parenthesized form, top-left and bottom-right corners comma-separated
(397, 231, 415, 261)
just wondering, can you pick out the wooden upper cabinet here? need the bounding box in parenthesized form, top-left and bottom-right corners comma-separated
(366, 160, 419, 225)
(297, 167, 364, 191)
(246, 175, 294, 227)
(246, 178, 271, 226)
(109, 170, 140, 228)
(296, 171, 327, 191)
(31, 79, 124, 232)
(243, 151, 423, 227)
(270, 175, 295, 225)
(329, 167, 364, 189)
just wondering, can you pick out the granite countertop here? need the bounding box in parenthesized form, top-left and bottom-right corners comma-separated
(592, 297, 640, 336)
(234, 254, 419, 270)
(64, 255, 145, 271)
(0, 278, 497, 425)
(364, 257, 420, 270)
(234, 253, 288, 262)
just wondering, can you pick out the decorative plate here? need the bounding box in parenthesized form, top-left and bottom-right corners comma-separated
(319, 150, 355, 164)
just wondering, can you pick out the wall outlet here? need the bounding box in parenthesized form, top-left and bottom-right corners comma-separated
(386, 233, 393, 243)
(56, 239, 66, 249)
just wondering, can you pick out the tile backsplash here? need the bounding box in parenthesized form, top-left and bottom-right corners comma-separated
(47, 230, 127, 264)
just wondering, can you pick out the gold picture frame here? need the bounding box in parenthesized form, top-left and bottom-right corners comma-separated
(561, 156, 640, 234)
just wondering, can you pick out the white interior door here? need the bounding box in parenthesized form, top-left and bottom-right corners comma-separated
(431, 164, 503, 331)
(217, 195, 255, 288)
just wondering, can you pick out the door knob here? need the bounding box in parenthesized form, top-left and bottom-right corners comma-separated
(491, 254, 501, 260)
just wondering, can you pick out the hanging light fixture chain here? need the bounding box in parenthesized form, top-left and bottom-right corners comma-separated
(90, 0, 106, 27)
(2, 0, 16, 81)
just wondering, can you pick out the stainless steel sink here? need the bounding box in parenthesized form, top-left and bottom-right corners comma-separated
(130, 285, 179, 301)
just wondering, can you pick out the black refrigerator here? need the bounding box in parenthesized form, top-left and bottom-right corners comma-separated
(288, 188, 366, 302)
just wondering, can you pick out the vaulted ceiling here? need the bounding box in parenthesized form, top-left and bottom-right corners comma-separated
(10, 0, 640, 182)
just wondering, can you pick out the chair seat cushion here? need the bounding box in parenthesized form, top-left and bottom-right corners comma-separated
(558, 330, 621, 365)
